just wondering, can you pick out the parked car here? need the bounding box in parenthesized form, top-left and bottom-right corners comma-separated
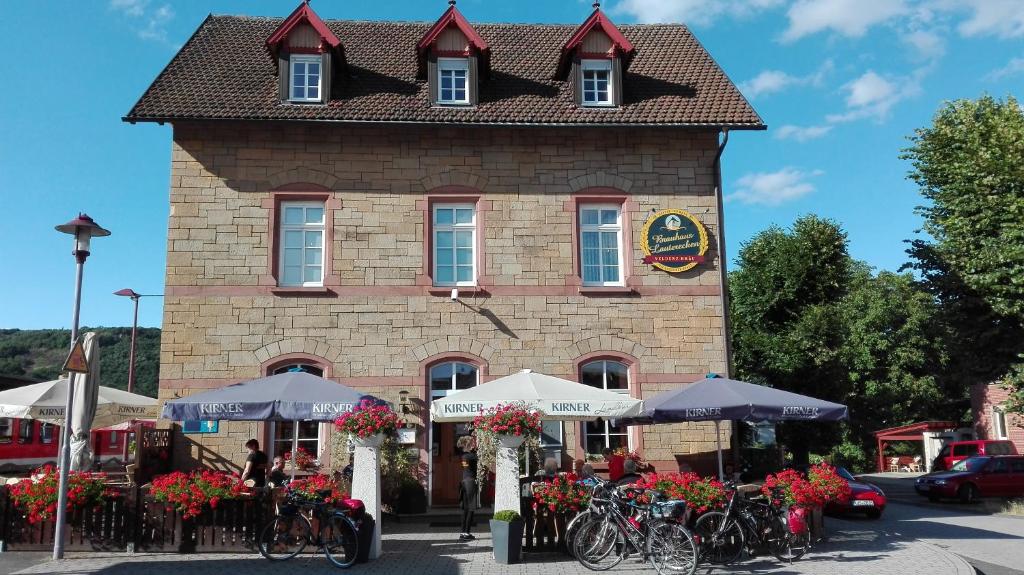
(825, 466, 887, 519)
(931, 440, 1017, 471)
(915, 455, 1024, 503)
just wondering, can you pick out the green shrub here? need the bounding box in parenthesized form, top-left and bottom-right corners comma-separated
(492, 510, 521, 522)
(828, 441, 869, 473)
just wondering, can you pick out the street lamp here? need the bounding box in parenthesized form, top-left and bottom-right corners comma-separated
(114, 289, 163, 394)
(53, 213, 110, 560)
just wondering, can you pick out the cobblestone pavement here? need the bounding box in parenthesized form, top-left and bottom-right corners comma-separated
(6, 517, 973, 575)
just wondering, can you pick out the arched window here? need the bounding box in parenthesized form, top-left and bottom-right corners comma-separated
(429, 362, 478, 399)
(580, 360, 630, 455)
(270, 363, 324, 460)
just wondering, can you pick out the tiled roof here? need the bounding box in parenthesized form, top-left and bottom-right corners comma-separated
(125, 15, 764, 128)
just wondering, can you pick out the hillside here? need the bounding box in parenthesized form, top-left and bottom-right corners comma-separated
(0, 328, 160, 398)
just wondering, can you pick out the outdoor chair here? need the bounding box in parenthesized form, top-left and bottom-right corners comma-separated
(909, 456, 923, 472)
(888, 457, 900, 472)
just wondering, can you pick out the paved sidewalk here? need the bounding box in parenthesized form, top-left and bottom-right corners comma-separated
(7, 518, 973, 575)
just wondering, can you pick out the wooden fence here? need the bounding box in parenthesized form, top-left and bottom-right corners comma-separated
(0, 486, 274, 553)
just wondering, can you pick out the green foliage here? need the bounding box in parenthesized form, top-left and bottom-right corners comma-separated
(902, 95, 1024, 413)
(826, 442, 870, 474)
(492, 510, 521, 522)
(0, 328, 160, 397)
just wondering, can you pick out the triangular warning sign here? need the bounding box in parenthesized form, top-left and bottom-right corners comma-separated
(62, 338, 90, 373)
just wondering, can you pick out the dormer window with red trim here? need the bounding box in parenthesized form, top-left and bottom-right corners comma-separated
(266, 1, 345, 104)
(558, 2, 636, 109)
(417, 1, 489, 107)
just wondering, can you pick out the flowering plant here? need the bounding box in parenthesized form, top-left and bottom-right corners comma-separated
(761, 468, 817, 507)
(287, 474, 346, 504)
(472, 402, 543, 438)
(334, 399, 401, 439)
(633, 472, 727, 513)
(8, 465, 117, 524)
(615, 448, 647, 470)
(150, 470, 245, 519)
(807, 463, 851, 504)
(285, 446, 317, 470)
(532, 473, 591, 513)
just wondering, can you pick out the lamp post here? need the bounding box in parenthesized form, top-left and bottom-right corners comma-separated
(53, 213, 110, 560)
(113, 289, 163, 393)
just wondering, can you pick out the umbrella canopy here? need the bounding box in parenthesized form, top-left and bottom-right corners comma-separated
(430, 369, 642, 422)
(93, 419, 156, 432)
(621, 376, 849, 425)
(161, 370, 371, 422)
(0, 379, 159, 428)
(70, 332, 101, 471)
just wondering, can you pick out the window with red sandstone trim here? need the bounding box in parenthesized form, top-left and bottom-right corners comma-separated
(433, 203, 477, 286)
(579, 204, 624, 286)
(278, 201, 326, 287)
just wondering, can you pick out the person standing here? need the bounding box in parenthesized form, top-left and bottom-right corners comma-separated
(457, 436, 479, 541)
(241, 439, 268, 487)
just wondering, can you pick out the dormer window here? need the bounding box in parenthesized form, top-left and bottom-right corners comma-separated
(290, 55, 322, 102)
(581, 60, 613, 107)
(438, 58, 470, 105)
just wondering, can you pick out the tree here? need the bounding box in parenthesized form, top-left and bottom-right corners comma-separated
(902, 95, 1024, 412)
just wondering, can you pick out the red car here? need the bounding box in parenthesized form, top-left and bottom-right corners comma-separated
(931, 440, 1017, 471)
(826, 466, 887, 519)
(915, 456, 1024, 503)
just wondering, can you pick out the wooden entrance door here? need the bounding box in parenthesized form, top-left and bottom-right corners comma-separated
(431, 422, 473, 506)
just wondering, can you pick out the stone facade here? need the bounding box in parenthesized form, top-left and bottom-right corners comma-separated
(160, 121, 732, 482)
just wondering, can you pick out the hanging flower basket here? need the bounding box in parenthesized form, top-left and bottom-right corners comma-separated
(334, 399, 401, 439)
(472, 402, 543, 438)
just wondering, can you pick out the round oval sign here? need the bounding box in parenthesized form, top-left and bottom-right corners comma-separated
(640, 209, 709, 273)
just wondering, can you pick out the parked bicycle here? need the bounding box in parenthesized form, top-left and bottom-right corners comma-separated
(693, 482, 810, 565)
(572, 481, 698, 575)
(257, 490, 360, 568)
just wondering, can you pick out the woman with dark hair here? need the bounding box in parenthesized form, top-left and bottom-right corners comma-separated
(241, 439, 268, 487)
(457, 435, 478, 541)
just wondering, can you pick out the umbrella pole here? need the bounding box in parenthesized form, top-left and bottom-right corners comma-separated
(715, 420, 724, 481)
(290, 421, 299, 483)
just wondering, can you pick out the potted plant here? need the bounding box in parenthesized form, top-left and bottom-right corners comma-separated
(490, 509, 524, 564)
(8, 465, 118, 524)
(335, 399, 401, 447)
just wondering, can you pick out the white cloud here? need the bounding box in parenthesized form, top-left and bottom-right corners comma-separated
(613, 0, 785, 26)
(739, 60, 832, 99)
(956, 0, 1024, 39)
(826, 70, 922, 123)
(782, 0, 909, 42)
(774, 124, 833, 142)
(727, 168, 823, 206)
(902, 28, 946, 60)
(109, 0, 175, 43)
(986, 57, 1024, 81)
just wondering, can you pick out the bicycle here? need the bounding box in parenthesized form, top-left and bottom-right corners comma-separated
(257, 490, 360, 568)
(572, 482, 698, 575)
(693, 483, 810, 565)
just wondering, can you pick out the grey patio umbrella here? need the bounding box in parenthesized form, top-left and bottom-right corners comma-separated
(161, 370, 376, 481)
(620, 375, 849, 479)
(69, 332, 100, 471)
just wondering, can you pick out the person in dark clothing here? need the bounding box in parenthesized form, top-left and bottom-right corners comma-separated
(614, 459, 643, 487)
(457, 436, 479, 541)
(268, 456, 288, 487)
(241, 439, 268, 487)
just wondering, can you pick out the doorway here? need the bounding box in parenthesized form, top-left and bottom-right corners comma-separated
(428, 361, 478, 507)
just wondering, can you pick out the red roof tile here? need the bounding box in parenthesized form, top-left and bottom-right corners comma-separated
(124, 15, 764, 128)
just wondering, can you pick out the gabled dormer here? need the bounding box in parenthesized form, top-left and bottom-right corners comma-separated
(557, 2, 636, 108)
(266, 1, 345, 104)
(416, 1, 490, 107)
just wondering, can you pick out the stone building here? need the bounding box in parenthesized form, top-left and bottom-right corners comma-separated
(972, 383, 1024, 454)
(126, 1, 763, 505)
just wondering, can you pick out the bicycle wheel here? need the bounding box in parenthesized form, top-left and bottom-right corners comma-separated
(573, 517, 624, 571)
(647, 520, 698, 575)
(769, 519, 810, 563)
(322, 514, 360, 568)
(258, 513, 312, 560)
(693, 511, 744, 565)
(564, 511, 592, 558)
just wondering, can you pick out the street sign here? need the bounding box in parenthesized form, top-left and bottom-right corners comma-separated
(62, 338, 89, 373)
(182, 420, 219, 434)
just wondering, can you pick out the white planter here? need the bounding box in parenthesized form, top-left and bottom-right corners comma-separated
(496, 434, 526, 448)
(352, 433, 386, 448)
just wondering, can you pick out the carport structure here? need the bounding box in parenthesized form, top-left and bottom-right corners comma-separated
(874, 421, 957, 472)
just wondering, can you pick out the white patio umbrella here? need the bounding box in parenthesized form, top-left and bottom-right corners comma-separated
(0, 379, 159, 428)
(69, 332, 101, 471)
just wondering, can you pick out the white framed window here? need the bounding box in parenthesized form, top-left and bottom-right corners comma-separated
(271, 364, 325, 459)
(18, 419, 33, 444)
(290, 55, 322, 102)
(437, 58, 470, 105)
(429, 362, 479, 400)
(433, 204, 476, 286)
(279, 201, 326, 287)
(0, 418, 11, 443)
(581, 360, 630, 455)
(581, 59, 613, 107)
(993, 406, 1009, 440)
(541, 421, 563, 448)
(40, 423, 54, 444)
(580, 204, 624, 286)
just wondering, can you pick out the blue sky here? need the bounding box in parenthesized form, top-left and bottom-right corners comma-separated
(1, 0, 1022, 330)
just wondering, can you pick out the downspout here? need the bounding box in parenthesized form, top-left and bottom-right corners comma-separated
(713, 128, 741, 474)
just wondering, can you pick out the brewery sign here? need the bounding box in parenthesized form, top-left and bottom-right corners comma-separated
(640, 209, 709, 273)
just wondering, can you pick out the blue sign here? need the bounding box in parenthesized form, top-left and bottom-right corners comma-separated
(183, 420, 219, 434)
